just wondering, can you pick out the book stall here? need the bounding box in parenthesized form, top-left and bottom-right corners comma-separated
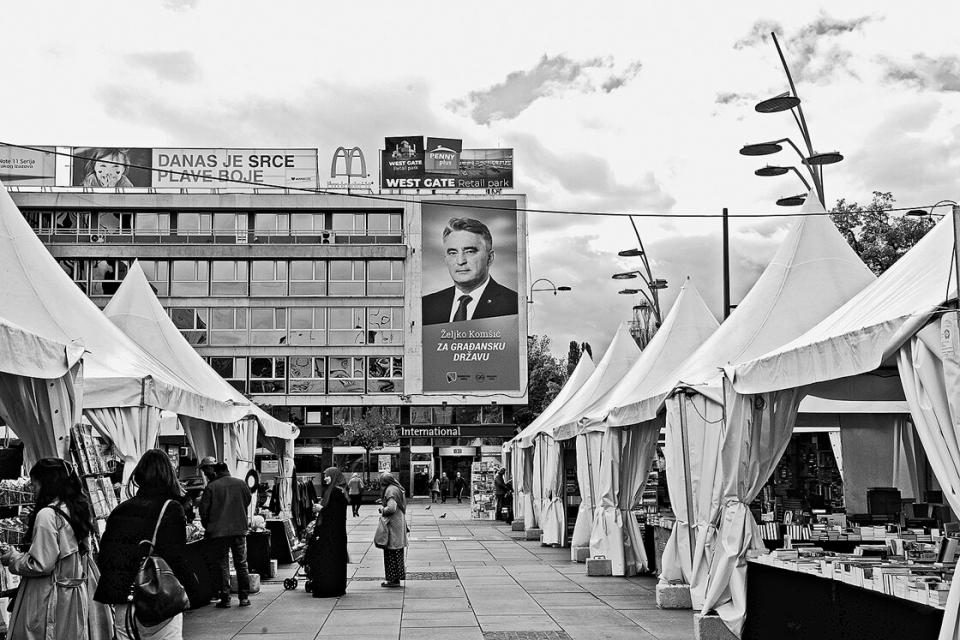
(471, 460, 501, 520)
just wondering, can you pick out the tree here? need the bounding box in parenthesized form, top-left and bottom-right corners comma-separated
(566, 341, 582, 377)
(514, 335, 568, 430)
(337, 410, 398, 481)
(830, 191, 935, 275)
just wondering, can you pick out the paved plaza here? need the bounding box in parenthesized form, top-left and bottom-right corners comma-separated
(183, 499, 693, 640)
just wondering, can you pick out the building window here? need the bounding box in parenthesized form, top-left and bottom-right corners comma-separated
(410, 407, 433, 425)
(289, 260, 327, 296)
(332, 406, 363, 425)
(56, 211, 93, 234)
(95, 211, 134, 235)
(90, 259, 130, 296)
(171, 260, 209, 296)
(366, 260, 404, 296)
(291, 213, 324, 234)
(170, 308, 208, 345)
(135, 212, 171, 235)
(328, 308, 365, 345)
(368, 356, 403, 393)
(331, 213, 366, 235)
(209, 356, 247, 394)
(367, 212, 403, 235)
(251, 260, 288, 296)
(328, 357, 365, 394)
(176, 212, 212, 235)
(211, 261, 248, 295)
(289, 308, 326, 346)
(250, 308, 287, 345)
(367, 406, 400, 423)
(254, 212, 289, 236)
(213, 213, 247, 236)
(481, 405, 504, 424)
(454, 406, 481, 425)
(23, 211, 55, 233)
(209, 308, 247, 346)
(139, 260, 170, 296)
(57, 259, 89, 293)
(366, 307, 403, 344)
(250, 356, 285, 394)
(289, 356, 326, 394)
(328, 260, 365, 296)
(433, 406, 453, 424)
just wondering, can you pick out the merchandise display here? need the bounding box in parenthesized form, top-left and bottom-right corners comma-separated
(69, 423, 120, 543)
(471, 461, 500, 520)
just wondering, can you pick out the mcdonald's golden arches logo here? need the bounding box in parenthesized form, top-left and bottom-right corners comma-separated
(331, 147, 368, 178)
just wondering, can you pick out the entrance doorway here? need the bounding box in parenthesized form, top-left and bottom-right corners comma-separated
(440, 456, 473, 503)
(411, 461, 432, 497)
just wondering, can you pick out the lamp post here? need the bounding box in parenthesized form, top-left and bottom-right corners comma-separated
(614, 216, 666, 326)
(738, 33, 844, 207)
(528, 278, 572, 304)
(907, 201, 960, 298)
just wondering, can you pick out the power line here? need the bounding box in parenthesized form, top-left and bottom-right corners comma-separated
(0, 141, 950, 219)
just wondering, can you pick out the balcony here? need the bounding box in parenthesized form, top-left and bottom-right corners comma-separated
(30, 228, 406, 246)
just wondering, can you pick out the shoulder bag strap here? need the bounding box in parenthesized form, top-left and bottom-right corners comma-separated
(143, 500, 173, 554)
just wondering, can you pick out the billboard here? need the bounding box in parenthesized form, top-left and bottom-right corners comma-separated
(381, 137, 513, 190)
(425, 137, 462, 175)
(0, 146, 56, 186)
(420, 200, 522, 392)
(70, 147, 318, 189)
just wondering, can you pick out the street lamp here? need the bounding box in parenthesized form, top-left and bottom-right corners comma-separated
(906, 200, 959, 220)
(528, 278, 572, 304)
(739, 33, 844, 207)
(614, 217, 666, 325)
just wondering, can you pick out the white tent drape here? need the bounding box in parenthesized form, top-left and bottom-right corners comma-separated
(0, 362, 82, 469)
(521, 445, 536, 528)
(262, 435, 294, 517)
(589, 425, 658, 575)
(540, 437, 566, 545)
(85, 405, 161, 485)
(700, 382, 804, 637)
(660, 392, 724, 608)
(893, 416, 922, 500)
(827, 431, 844, 479)
(179, 416, 226, 465)
(531, 437, 547, 528)
(226, 417, 258, 478)
(898, 319, 960, 640)
(571, 431, 602, 560)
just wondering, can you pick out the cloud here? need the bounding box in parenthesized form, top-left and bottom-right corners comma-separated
(882, 54, 960, 92)
(734, 20, 783, 50)
(124, 51, 200, 83)
(449, 54, 642, 125)
(715, 91, 754, 105)
(161, 0, 198, 10)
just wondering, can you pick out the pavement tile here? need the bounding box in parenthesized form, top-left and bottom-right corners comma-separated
(530, 592, 603, 606)
(477, 614, 563, 631)
(399, 626, 483, 640)
(401, 611, 478, 627)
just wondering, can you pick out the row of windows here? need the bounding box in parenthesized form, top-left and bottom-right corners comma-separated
(210, 355, 403, 395)
(171, 306, 403, 346)
(276, 405, 506, 426)
(57, 259, 404, 297)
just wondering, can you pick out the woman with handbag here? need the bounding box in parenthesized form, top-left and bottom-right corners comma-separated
(374, 472, 407, 588)
(95, 449, 197, 640)
(304, 467, 349, 598)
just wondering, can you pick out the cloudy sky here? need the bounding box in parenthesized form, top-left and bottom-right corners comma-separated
(4, 1, 960, 358)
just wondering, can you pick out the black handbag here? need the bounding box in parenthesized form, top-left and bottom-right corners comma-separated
(127, 500, 190, 630)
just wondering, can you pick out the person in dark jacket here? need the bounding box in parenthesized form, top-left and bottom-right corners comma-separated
(494, 467, 510, 522)
(453, 472, 467, 503)
(199, 457, 251, 608)
(304, 467, 349, 597)
(439, 474, 449, 503)
(96, 449, 198, 640)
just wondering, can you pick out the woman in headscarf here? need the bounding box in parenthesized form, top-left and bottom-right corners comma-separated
(377, 472, 407, 588)
(304, 467, 349, 597)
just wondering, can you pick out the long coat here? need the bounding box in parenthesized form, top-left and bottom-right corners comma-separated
(305, 489, 348, 597)
(380, 485, 408, 550)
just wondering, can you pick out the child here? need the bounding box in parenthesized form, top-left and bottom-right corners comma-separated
(82, 148, 135, 187)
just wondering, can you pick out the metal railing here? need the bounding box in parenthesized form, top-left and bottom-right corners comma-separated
(29, 227, 405, 245)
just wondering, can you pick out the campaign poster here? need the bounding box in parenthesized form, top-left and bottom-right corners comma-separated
(425, 137, 462, 175)
(421, 200, 521, 392)
(152, 148, 318, 189)
(70, 147, 153, 187)
(458, 148, 514, 189)
(0, 146, 56, 186)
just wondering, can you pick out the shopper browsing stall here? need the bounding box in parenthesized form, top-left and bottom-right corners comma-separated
(199, 457, 252, 608)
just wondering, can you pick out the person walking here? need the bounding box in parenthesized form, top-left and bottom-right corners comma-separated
(430, 476, 441, 503)
(453, 472, 467, 504)
(199, 457, 251, 608)
(439, 474, 449, 503)
(0, 458, 112, 640)
(347, 473, 364, 517)
(377, 472, 407, 588)
(97, 449, 198, 640)
(494, 467, 509, 522)
(305, 467, 349, 598)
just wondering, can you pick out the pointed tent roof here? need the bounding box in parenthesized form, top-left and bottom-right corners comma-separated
(566, 278, 719, 434)
(511, 352, 595, 448)
(0, 179, 242, 419)
(728, 213, 957, 395)
(0, 316, 85, 379)
(104, 262, 298, 440)
(608, 192, 877, 421)
(520, 323, 642, 446)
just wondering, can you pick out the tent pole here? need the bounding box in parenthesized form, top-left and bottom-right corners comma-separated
(678, 393, 696, 569)
(953, 205, 960, 310)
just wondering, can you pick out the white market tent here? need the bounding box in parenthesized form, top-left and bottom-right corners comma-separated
(719, 214, 960, 640)
(104, 262, 298, 480)
(0, 316, 85, 468)
(0, 179, 247, 481)
(654, 194, 882, 617)
(568, 279, 720, 575)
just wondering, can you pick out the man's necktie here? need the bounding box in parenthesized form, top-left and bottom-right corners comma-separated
(453, 295, 472, 322)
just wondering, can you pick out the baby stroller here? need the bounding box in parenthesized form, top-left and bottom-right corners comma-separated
(282, 558, 312, 592)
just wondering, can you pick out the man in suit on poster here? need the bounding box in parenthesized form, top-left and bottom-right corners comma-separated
(422, 217, 519, 325)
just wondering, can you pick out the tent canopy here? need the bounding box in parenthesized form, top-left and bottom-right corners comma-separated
(520, 323, 641, 446)
(0, 316, 84, 379)
(727, 214, 957, 397)
(578, 278, 719, 432)
(104, 262, 298, 440)
(511, 353, 595, 448)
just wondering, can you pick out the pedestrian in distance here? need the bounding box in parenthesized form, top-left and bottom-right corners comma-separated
(453, 472, 467, 504)
(430, 476, 441, 503)
(494, 467, 509, 522)
(97, 449, 198, 640)
(0, 458, 113, 640)
(198, 457, 252, 608)
(305, 467, 349, 598)
(439, 474, 449, 503)
(376, 472, 407, 588)
(347, 473, 364, 517)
